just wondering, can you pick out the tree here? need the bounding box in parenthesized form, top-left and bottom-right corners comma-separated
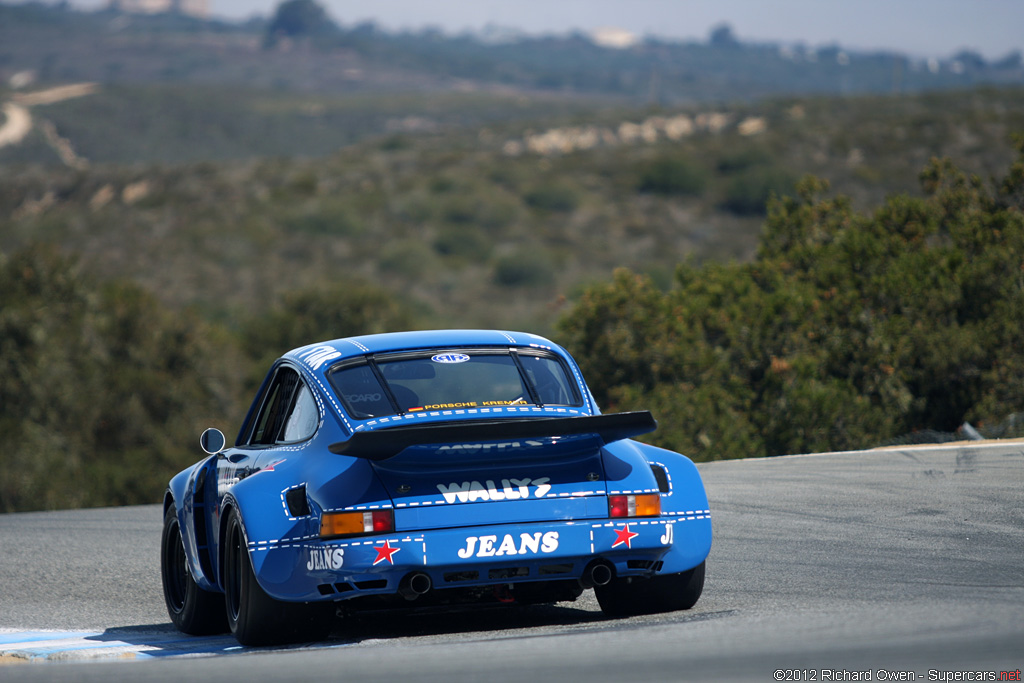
(559, 139, 1024, 460)
(709, 23, 739, 48)
(0, 245, 245, 512)
(240, 280, 419, 388)
(265, 0, 338, 47)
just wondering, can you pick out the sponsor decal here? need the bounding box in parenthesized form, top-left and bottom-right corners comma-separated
(346, 393, 383, 403)
(436, 477, 551, 504)
(457, 531, 559, 559)
(373, 539, 400, 566)
(612, 524, 639, 549)
(419, 402, 478, 410)
(436, 440, 543, 453)
(307, 547, 344, 571)
(431, 353, 470, 364)
(660, 523, 674, 545)
(408, 400, 532, 412)
(298, 345, 342, 370)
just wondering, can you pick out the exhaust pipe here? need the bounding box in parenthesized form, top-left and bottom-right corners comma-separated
(579, 560, 614, 588)
(398, 572, 432, 600)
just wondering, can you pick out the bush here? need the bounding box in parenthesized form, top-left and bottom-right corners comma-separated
(716, 146, 773, 174)
(560, 139, 1024, 460)
(721, 166, 797, 215)
(493, 251, 556, 288)
(433, 225, 491, 261)
(637, 156, 709, 196)
(241, 279, 419, 373)
(379, 240, 438, 278)
(283, 203, 363, 236)
(0, 244, 244, 512)
(524, 183, 580, 213)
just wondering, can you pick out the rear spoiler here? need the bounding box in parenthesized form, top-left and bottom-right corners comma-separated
(328, 411, 657, 461)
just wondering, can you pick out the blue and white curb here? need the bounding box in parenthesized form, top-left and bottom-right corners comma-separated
(0, 628, 347, 663)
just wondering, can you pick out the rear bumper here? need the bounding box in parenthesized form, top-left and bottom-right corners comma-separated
(248, 515, 711, 603)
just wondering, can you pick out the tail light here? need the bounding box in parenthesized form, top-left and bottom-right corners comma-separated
(608, 493, 661, 518)
(320, 509, 394, 539)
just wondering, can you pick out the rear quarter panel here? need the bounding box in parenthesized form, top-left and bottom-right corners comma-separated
(631, 442, 712, 574)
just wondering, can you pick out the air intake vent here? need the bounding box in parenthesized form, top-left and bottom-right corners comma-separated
(286, 485, 310, 517)
(650, 465, 670, 493)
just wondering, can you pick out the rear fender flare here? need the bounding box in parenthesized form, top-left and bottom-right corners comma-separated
(635, 444, 712, 575)
(167, 457, 221, 591)
(217, 467, 322, 600)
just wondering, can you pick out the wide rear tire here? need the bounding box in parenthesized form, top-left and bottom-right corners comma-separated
(223, 508, 333, 646)
(595, 561, 705, 617)
(161, 505, 228, 635)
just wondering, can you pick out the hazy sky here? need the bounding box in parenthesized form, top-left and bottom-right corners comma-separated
(73, 0, 1024, 60)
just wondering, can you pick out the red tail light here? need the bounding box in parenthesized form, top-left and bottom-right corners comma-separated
(608, 494, 661, 518)
(371, 510, 393, 533)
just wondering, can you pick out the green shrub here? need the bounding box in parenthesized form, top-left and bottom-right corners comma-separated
(524, 183, 580, 213)
(433, 225, 491, 261)
(637, 156, 709, 196)
(560, 139, 1024, 459)
(721, 166, 797, 215)
(283, 204, 363, 236)
(0, 244, 244, 512)
(493, 251, 556, 288)
(715, 146, 773, 174)
(379, 240, 438, 278)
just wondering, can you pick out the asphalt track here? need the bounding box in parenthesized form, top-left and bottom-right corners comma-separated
(1, 443, 1021, 681)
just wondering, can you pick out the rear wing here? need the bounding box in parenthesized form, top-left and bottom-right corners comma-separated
(328, 411, 656, 461)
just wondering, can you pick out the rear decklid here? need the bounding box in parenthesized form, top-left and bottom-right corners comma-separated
(330, 412, 655, 531)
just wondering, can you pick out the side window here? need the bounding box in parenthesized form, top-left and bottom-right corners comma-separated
(250, 367, 318, 445)
(251, 378, 289, 445)
(282, 384, 318, 442)
(330, 363, 393, 418)
(520, 355, 580, 406)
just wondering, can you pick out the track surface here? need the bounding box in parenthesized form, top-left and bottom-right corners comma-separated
(1, 444, 1022, 681)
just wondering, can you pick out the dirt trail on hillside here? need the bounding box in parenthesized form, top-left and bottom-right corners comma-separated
(0, 83, 99, 150)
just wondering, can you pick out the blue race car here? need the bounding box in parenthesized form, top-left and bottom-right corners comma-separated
(161, 330, 711, 645)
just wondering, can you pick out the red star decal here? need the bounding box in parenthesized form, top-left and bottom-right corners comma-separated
(372, 539, 400, 566)
(611, 524, 639, 549)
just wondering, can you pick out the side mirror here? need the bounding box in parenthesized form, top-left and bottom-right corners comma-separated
(200, 428, 226, 455)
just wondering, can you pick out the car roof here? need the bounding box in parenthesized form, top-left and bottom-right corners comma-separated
(284, 329, 563, 367)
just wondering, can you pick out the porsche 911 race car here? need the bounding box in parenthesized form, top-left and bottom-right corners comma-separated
(161, 330, 712, 645)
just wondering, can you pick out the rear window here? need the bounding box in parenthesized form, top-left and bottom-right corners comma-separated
(328, 350, 581, 419)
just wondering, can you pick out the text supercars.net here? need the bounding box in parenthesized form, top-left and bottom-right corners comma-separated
(774, 669, 1021, 682)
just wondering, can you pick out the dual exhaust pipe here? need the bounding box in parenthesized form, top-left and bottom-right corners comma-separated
(398, 571, 432, 600)
(579, 559, 614, 588)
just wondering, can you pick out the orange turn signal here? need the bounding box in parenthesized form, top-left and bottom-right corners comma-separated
(320, 509, 394, 539)
(608, 493, 661, 518)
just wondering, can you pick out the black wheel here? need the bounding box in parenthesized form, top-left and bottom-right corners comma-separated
(223, 508, 333, 646)
(595, 561, 705, 617)
(161, 505, 228, 635)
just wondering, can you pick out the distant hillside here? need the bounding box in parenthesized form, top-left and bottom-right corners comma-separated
(5, 2, 1024, 513)
(2, 2, 1023, 108)
(3, 85, 1022, 336)
(3, 2, 1024, 167)
(0, 82, 603, 164)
